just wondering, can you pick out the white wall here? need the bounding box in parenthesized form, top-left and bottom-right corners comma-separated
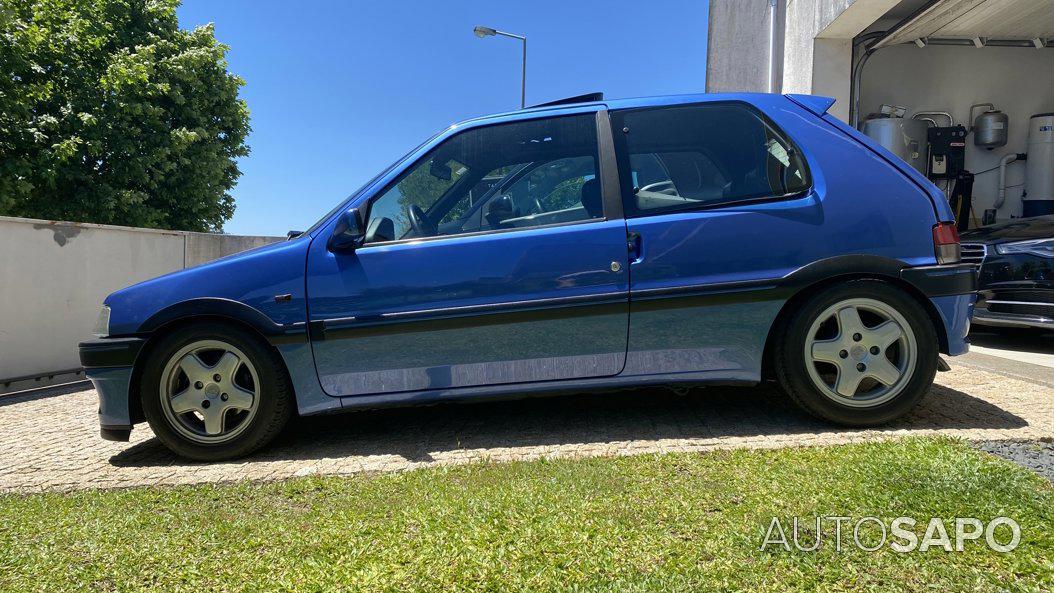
(707, 0, 898, 121)
(859, 45, 1054, 220)
(0, 216, 281, 389)
(706, 0, 779, 93)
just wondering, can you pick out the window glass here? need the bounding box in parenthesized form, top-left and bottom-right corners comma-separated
(365, 114, 600, 243)
(477, 156, 597, 232)
(613, 103, 810, 216)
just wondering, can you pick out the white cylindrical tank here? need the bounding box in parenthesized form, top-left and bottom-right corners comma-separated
(862, 117, 929, 174)
(1027, 114, 1054, 201)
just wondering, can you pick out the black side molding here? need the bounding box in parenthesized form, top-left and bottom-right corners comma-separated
(900, 263, 977, 297)
(79, 337, 145, 368)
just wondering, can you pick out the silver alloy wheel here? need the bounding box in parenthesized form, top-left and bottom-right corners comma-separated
(803, 298, 917, 408)
(159, 340, 260, 444)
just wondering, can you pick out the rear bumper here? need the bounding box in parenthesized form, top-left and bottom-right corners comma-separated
(900, 263, 977, 357)
(900, 263, 977, 297)
(79, 338, 144, 442)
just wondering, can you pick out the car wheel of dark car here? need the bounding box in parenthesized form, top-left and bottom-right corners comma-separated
(140, 322, 293, 461)
(774, 279, 938, 426)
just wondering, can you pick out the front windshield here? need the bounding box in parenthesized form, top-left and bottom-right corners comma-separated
(300, 127, 450, 237)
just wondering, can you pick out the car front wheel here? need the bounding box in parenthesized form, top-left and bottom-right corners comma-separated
(774, 279, 938, 426)
(140, 322, 293, 460)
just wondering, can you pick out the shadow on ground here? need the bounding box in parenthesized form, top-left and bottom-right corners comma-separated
(970, 328, 1054, 355)
(109, 381, 1026, 469)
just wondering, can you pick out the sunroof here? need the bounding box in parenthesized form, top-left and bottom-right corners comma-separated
(528, 92, 605, 109)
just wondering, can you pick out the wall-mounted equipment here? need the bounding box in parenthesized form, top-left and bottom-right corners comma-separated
(949, 171, 974, 232)
(862, 115, 928, 174)
(970, 103, 1009, 150)
(927, 126, 968, 179)
(1024, 113, 1054, 217)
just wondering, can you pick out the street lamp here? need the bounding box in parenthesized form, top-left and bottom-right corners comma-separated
(472, 25, 526, 108)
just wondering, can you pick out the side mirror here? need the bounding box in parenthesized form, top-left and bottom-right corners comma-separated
(485, 194, 515, 228)
(327, 208, 365, 253)
(429, 160, 452, 181)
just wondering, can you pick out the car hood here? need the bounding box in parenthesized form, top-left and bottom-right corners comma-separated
(961, 215, 1054, 244)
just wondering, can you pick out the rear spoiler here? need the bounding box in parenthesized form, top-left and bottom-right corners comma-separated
(785, 94, 836, 117)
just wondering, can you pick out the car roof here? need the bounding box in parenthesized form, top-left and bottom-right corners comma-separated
(453, 92, 777, 129)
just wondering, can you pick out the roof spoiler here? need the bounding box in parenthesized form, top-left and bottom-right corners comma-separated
(785, 94, 836, 117)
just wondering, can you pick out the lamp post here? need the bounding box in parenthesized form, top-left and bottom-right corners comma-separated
(473, 25, 526, 108)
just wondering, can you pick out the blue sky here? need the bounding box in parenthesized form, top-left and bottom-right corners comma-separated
(176, 1, 709, 236)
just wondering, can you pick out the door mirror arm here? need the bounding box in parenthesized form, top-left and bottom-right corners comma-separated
(327, 208, 365, 253)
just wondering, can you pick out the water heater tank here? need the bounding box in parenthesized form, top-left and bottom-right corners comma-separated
(1026, 114, 1054, 203)
(862, 117, 929, 174)
(974, 110, 1008, 149)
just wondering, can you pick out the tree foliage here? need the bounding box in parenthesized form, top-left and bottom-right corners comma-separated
(0, 0, 250, 231)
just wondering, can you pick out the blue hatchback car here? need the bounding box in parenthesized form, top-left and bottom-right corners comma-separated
(80, 93, 976, 460)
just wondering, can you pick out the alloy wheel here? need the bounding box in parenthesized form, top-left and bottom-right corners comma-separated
(803, 298, 917, 408)
(159, 339, 260, 444)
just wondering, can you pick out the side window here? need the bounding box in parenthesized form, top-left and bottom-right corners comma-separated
(478, 156, 598, 231)
(612, 103, 810, 216)
(364, 114, 600, 243)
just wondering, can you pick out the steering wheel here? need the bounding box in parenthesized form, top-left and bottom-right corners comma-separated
(406, 204, 438, 237)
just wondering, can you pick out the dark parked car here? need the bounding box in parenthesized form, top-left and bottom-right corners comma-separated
(962, 215, 1054, 330)
(80, 93, 976, 460)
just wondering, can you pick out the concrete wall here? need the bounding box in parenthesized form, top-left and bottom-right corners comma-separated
(0, 216, 282, 390)
(707, 0, 779, 93)
(859, 45, 1054, 219)
(707, 0, 900, 122)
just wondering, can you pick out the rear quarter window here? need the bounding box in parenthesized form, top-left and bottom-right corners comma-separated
(612, 102, 811, 216)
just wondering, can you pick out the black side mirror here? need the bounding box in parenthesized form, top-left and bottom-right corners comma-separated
(485, 194, 515, 228)
(327, 208, 364, 253)
(429, 160, 452, 181)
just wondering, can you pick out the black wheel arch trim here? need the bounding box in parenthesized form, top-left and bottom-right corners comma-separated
(771, 255, 973, 357)
(135, 298, 307, 345)
(781, 255, 975, 297)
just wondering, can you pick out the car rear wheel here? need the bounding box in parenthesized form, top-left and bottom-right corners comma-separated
(140, 322, 293, 461)
(774, 279, 938, 426)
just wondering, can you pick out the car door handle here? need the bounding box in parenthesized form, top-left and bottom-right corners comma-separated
(627, 231, 643, 264)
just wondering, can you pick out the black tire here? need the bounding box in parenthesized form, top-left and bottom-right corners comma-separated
(773, 279, 938, 426)
(140, 322, 293, 461)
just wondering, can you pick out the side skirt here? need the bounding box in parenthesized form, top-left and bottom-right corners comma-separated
(315, 370, 758, 415)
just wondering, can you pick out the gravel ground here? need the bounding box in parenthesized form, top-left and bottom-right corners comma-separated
(2, 362, 1054, 492)
(974, 439, 1054, 482)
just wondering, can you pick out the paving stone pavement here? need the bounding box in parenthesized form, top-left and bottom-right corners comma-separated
(1, 363, 1052, 493)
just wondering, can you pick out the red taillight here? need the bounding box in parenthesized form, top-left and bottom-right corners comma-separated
(933, 222, 961, 264)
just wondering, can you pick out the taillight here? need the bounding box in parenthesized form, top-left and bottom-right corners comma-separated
(933, 222, 961, 264)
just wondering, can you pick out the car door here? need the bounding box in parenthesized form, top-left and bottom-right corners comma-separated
(609, 101, 817, 379)
(306, 111, 630, 396)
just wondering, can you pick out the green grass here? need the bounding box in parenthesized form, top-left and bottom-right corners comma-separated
(1, 438, 1051, 592)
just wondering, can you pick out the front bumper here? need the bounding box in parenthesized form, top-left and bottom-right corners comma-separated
(973, 306, 1054, 329)
(79, 337, 145, 442)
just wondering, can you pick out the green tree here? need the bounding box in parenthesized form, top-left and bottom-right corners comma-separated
(0, 0, 249, 231)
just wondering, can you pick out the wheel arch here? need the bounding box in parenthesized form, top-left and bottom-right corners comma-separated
(126, 300, 299, 424)
(761, 257, 950, 380)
